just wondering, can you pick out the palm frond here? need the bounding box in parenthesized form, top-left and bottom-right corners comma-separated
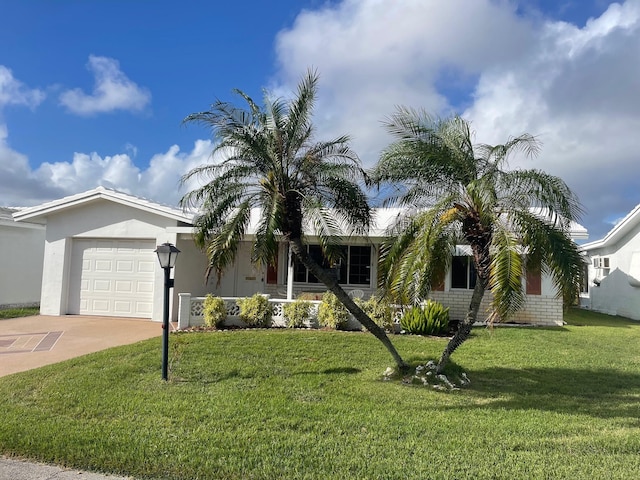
(488, 223, 525, 323)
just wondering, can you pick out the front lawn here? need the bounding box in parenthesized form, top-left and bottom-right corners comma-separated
(1, 308, 639, 479)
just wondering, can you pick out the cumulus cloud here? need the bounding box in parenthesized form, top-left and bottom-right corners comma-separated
(464, 0, 640, 238)
(0, 120, 214, 208)
(274, 0, 533, 163)
(59, 55, 151, 115)
(32, 140, 213, 207)
(0, 65, 45, 110)
(0, 124, 66, 205)
(273, 0, 640, 239)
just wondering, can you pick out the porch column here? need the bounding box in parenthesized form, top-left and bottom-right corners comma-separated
(287, 246, 294, 300)
(177, 293, 191, 329)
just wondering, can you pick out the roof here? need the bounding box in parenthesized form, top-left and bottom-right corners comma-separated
(12, 186, 193, 224)
(580, 203, 640, 251)
(0, 206, 45, 230)
(169, 206, 588, 242)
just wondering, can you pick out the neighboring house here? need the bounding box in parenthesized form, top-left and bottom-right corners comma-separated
(0, 206, 45, 308)
(14, 187, 588, 326)
(580, 204, 640, 320)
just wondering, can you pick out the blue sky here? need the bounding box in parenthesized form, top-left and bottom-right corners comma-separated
(1, 0, 638, 240)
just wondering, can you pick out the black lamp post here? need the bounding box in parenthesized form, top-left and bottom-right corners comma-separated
(155, 242, 180, 381)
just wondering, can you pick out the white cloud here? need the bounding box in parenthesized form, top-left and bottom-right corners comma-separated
(464, 0, 640, 239)
(59, 55, 151, 116)
(273, 0, 640, 239)
(0, 65, 45, 110)
(274, 0, 534, 163)
(0, 118, 213, 208)
(32, 140, 213, 207)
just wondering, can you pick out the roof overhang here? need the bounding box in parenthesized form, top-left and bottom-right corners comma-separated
(12, 186, 193, 224)
(580, 203, 640, 252)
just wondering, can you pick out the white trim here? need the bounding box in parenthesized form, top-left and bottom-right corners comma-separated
(581, 203, 640, 251)
(13, 186, 192, 224)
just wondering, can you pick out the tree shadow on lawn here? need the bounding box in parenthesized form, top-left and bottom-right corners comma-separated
(462, 366, 640, 421)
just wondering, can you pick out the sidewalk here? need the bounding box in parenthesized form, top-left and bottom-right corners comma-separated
(0, 456, 134, 479)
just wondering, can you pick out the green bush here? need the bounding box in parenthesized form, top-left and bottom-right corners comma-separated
(236, 294, 273, 327)
(400, 300, 449, 335)
(203, 294, 227, 328)
(356, 295, 394, 332)
(282, 299, 313, 328)
(318, 291, 349, 330)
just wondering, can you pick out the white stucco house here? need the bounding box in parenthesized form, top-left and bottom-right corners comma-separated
(0, 206, 45, 308)
(14, 187, 588, 327)
(579, 204, 640, 320)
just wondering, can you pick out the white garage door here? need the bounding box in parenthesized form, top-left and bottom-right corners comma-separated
(68, 239, 156, 318)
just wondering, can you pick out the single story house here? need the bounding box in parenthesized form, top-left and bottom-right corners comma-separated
(0, 206, 45, 308)
(14, 187, 588, 327)
(579, 204, 640, 320)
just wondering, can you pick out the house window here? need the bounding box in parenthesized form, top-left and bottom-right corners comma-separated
(593, 257, 610, 277)
(292, 245, 371, 286)
(451, 256, 477, 289)
(580, 263, 589, 294)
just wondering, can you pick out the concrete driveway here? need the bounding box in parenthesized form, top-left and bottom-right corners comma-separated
(0, 315, 162, 377)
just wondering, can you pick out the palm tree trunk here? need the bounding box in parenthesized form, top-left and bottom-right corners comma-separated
(289, 238, 409, 371)
(436, 278, 486, 374)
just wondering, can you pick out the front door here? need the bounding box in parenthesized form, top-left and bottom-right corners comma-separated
(235, 242, 265, 297)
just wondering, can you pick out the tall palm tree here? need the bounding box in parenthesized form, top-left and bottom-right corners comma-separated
(180, 70, 407, 370)
(371, 108, 584, 373)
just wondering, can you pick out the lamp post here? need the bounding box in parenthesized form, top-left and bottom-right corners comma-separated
(155, 242, 180, 381)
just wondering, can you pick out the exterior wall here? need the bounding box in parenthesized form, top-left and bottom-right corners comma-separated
(429, 291, 563, 326)
(180, 237, 564, 326)
(0, 223, 45, 307)
(585, 222, 640, 320)
(174, 239, 266, 311)
(40, 200, 178, 321)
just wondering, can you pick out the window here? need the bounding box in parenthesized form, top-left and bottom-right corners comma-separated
(593, 257, 610, 277)
(292, 245, 371, 285)
(451, 256, 477, 290)
(580, 263, 589, 294)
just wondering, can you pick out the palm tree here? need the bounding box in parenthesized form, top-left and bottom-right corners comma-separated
(371, 108, 583, 373)
(180, 70, 407, 370)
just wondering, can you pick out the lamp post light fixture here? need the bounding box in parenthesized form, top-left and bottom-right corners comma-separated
(155, 242, 180, 381)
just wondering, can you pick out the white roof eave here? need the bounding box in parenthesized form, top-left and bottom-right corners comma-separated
(13, 186, 193, 224)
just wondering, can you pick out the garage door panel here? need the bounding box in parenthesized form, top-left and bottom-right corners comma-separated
(137, 281, 153, 293)
(117, 260, 134, 272)
(135, 302, 153, 316)
(68, 239, 155, 318)
(138, 261, 155, 273)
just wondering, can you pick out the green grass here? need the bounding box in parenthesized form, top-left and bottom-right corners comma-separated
(0, 306, 39, 319)
(1, 308, 639, 479)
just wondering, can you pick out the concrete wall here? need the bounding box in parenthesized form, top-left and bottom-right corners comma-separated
(0, 223, 45, 307)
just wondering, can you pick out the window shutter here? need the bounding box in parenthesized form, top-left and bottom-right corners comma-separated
(526, 269, 542, 295)
(266, 256, 278, 284)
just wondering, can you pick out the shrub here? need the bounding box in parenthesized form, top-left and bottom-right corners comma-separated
(203, 294, 227, 328)
(283, 299, 313, 328)
(356, 295, 394, 332)
(400, 300, 449, 335)
(236, 294, 273, 327)
(318, 291, 349, 330)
